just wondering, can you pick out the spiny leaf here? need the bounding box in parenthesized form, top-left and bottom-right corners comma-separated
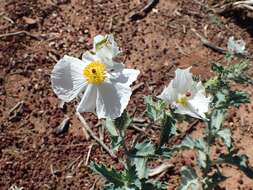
(144, 96, 166, 122)
(158, 113, 176, 149)
(210, 109, 225, 132)
(90, 162, 126, 187)
(131, 141, 155, 179)
(175, 136, 208, 153)
(216, 128, 232, 148)
(114, 111, 132, 131)
(178, 166, 201, 190)
(134, 141, 155, 157)
(217, 152, 253, 179)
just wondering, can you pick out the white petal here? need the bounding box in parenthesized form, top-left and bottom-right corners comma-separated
(93, 34, 121, 58)
(51, 55, 87, 102)
(76, 84, 97, 113)
(172, 67, 193, 93)
(158, 82, 177, 103)
(82, 51, 101, 63)
(189, 81, 205, 97)
(188, 92, 211, 118)
(110, 69, 140, 86)
(93, 35, 105, 52)
(175, 104, 203, 119)
(96, 82, 131, 119)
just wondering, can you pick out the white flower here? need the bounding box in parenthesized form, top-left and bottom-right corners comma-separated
(158, 67, 211, 119)
(227, 36, 246, 54)
(51, 52, 140, 119)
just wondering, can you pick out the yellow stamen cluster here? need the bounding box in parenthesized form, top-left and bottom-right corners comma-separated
(176, 96, 188, 107)
(83, 61, 106, 85)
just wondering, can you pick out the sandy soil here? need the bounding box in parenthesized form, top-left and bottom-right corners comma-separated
(0, 0, 253, 189)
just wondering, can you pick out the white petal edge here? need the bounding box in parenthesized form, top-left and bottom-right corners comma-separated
(76, 84, 97, 113)
(96, 82, 131, 119)
(157, 82, 177, 103)
(110, 69, 140, 86)
(51, 55, 87, 102)
(172, 67, 193, 93)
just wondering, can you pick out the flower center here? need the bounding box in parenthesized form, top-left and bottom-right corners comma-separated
(83, 61, 106, 85)
(176, 96, 188, 107)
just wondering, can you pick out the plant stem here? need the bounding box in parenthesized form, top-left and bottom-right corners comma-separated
(76, 112, 117, 159)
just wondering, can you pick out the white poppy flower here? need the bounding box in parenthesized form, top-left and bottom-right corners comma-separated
(51, 53, 140, 119)
(227, 36, 246, 54)
(158, 67, 211, 119)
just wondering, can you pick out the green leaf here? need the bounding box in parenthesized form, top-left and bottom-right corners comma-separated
(111, 136, 124, 151)
(203, 170, 227, 189)
(176, 136, 208, 153)
(114, 111, 132, 131)
(144, 96, 166, 122)
(228, 90, 250, 107)
(210, 109, 225, 132)
(178, 166, 201, 190)
(134, 141, 155, 157)
(131, 141, 155, 179)
(158, 113, 176, 149)
(216, 128, 232, 148)
(105, 112, 132, 151)
(226, 61, 252, 84)
(90, 162, 126, 187)
(134, 158, 149, 179)
(217, 152, 253, 179)
(211, 63, 224, 73)
(175, 136, 209, 170)
(106, 119, 119, 136)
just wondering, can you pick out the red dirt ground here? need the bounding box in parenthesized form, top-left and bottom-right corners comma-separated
(0, 0, 253, 189)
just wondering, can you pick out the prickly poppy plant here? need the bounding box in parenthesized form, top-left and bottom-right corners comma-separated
(51, 35, 253, 190)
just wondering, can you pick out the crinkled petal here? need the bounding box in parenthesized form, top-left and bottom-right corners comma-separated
(189, 81, 205, 97)
(110, 69, 140, 86)
(158, 82, 177, 103)
(51, 55, 87, 102)
(93, 34, 121, 58)
(172, 67, 193, 93)
(96, 82, 131, 119)
(175, 104, 203, 119)
(82, 51, 101, 64)
(76, 84, 97, 113)
(188, 92, 211, 118)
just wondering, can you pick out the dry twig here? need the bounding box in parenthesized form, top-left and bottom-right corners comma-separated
(191, 28, 227, 54)
(129, 0, 159, 21)
(76, 112, 117, 159)
(148, 163, 173, 177)
(0, 31, 41, 40)
(85, 144, 94, 166)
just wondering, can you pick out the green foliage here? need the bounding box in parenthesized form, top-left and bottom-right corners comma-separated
(91, 161, 166, 190)
(207, 109, 232, 149)
(176, 56, 252, 189)
(158, 113, 177, 150)
(90, 162, 128, 188)
(105, 111, 132, 151)
(144, 96, 167, 122)
(131, 141, 155, 179)
(213, 89, 250, 109)
(178, 166, 201, 190)
(91, 53, 252, 190)
(217, 152, 253, 179)
(176, 136, 210, 170)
